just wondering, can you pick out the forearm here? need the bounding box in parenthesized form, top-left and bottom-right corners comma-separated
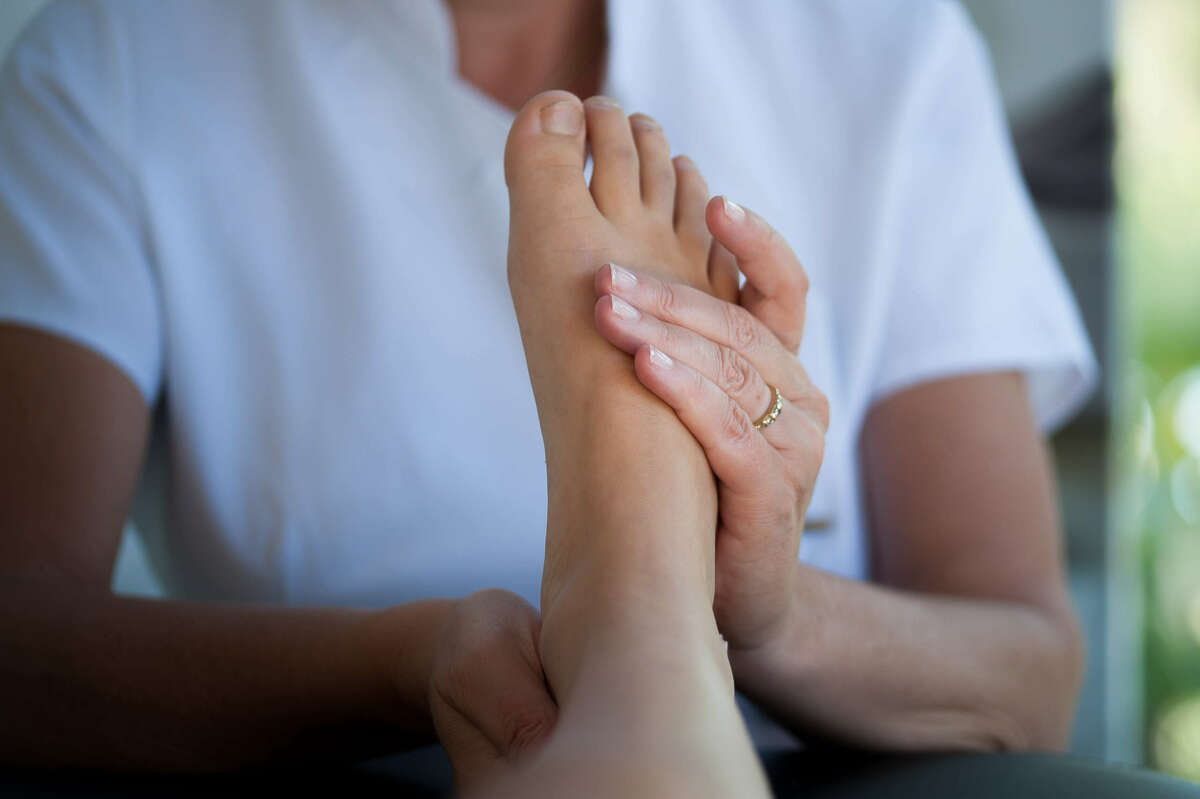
(0, 578, 453, 771)
(731, 564, 1084, 752)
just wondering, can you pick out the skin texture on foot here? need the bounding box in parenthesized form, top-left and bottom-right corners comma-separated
(504, 92, 719, 449)
(503, 91, 723, 627)
(501, 91, 769, 796)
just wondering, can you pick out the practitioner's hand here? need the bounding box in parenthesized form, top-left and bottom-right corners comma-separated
(429, 590, 557, 793)
(592, 196, 829, 655)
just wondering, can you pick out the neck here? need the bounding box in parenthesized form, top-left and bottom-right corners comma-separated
(446, 0, 606, 111)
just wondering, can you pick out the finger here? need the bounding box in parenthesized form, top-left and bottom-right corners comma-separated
(438, 656, 556, 764)
(596, 292, 823, 462)
(435, 662, 556, 792)
(431, 594, 557, 789)
(432, 695, 504, 792)
(632, 344, 784, 501)
(596, 293, 771, 421)
(706, 196, 808, 353)
(594, 263, 800, 392)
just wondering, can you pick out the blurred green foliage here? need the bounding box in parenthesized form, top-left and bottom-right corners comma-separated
(1116, 0, 1200, 779)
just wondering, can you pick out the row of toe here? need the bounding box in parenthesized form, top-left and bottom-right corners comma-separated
(506, 91, 712, 249)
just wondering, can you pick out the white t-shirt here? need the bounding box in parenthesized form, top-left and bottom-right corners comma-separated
(0, 0, 1096, 608)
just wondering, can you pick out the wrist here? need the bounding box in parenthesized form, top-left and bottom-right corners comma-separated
(727, 579, 808, 693)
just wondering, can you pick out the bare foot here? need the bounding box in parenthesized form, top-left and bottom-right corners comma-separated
(504, 92, 723, 622)
(504, 91, 717, 445)
(500, 92, 769, 796)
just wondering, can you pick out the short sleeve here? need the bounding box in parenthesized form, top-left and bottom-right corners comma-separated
(866, 2, 1097, 432)
(0, 2, 161, 404)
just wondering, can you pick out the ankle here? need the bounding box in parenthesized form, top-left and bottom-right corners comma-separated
(539, 569, 731, 704)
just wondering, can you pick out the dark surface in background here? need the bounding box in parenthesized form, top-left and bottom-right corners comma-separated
(1017, 64, 1113, 566)
(2, 745, 1197, 798)
(1016, 69, 1115, 214)
(1013, 66, 1114, 758)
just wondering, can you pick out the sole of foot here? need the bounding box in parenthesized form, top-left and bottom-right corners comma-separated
(503, 90, 723, 661)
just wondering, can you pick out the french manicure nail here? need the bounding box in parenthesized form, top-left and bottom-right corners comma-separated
(610, 295, 639, 321)
(609, 263, 638, 291)
(723, 196, 746, 224)
(541, 100, 583, 135)
(648, 347, 674, 369)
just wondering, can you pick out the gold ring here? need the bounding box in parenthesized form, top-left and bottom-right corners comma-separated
(753, 385, 784, 430)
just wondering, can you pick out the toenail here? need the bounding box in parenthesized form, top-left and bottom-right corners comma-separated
(723, 197, 747, 224)
(585, 95, 622, 110)
(541, 101, 583, 135)
(610, 295, 639, 321)
(631, 114, 661, 131)
(609, 263, 638, 291)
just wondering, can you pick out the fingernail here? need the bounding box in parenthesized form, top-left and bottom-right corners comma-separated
(541, 100, 583, 135)
(610, 295, 639, 321)
(648, 347, 674, 369)
(675, 154, 696, 170)
(609, 263, 638, 292)
(723, 196, 746, 224)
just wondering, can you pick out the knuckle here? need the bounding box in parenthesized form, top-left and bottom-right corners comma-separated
(682, 367, 709, 406)
(716, 347, 753, 396)
(655, 281, 681, 318)
(655, 321, 683, 356)
(720, 401, 757, 449)
(723, 303, 760, 352)
(503, 707, 555, 755)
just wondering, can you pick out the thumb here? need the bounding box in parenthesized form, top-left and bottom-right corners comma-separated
(705, 195, 808, 354)
(430, 592, 558, 791)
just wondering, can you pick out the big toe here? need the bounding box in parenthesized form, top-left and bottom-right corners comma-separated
(504, 91, 595, 221)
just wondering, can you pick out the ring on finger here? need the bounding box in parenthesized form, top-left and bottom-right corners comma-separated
(753, 384, 784, 431)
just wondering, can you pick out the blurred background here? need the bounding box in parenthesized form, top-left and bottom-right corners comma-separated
(2, 0, 1197, 780)
(959, 0, 1117, 765)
